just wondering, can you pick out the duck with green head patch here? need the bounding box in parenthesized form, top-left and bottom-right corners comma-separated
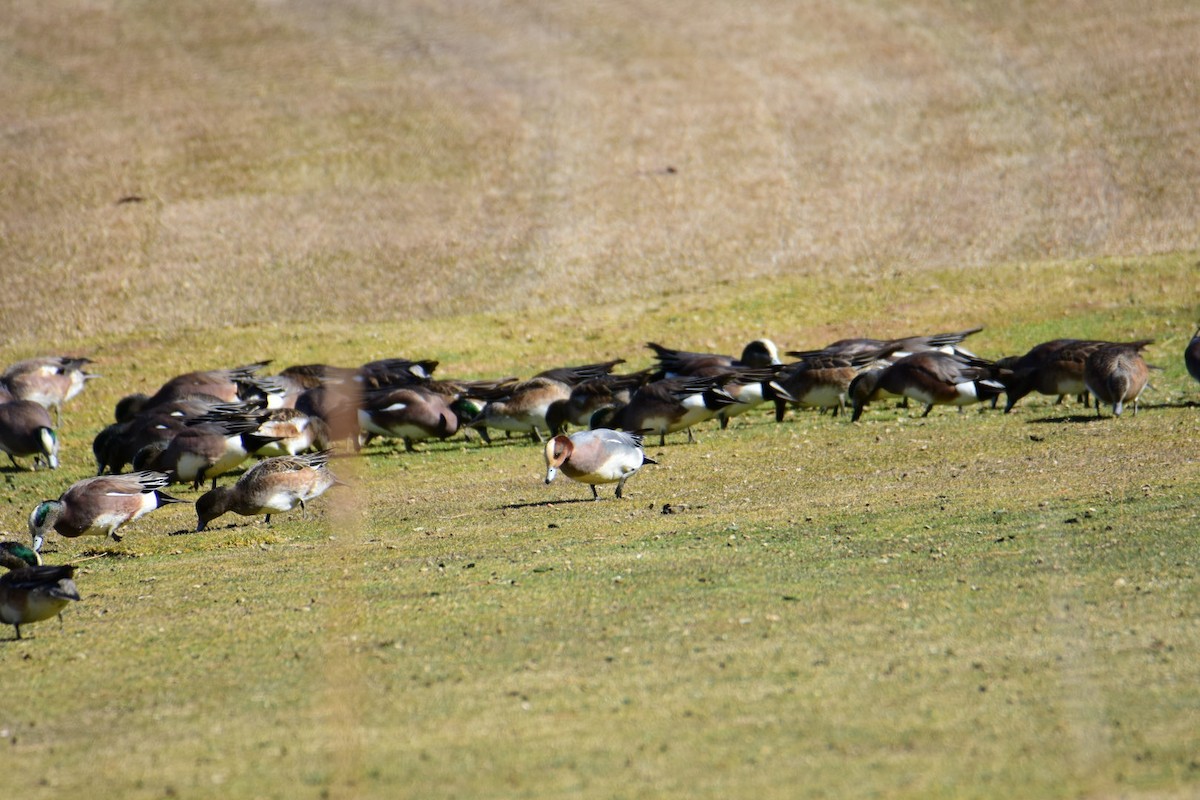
(0, 541, 42, 570)
(29, 470, 188, 552)
(0, 542, 79, 639)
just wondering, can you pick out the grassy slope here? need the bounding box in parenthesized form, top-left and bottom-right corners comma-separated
(3, 1, 1200, 798)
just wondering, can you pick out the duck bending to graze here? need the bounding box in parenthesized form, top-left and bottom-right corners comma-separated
(544, 429, 655, 500)
(195, 450, 342, 531)
(592, 376, 738, 446)
(0, 560, 80, 640)
(0, 400, 58, 470)
(470, 360, 624, 444)
(137, 412, 281, 490)
(999, 339, 1107, 413)
(1084, 340, 1153, 418)
(28, 471, 187, 552)
(849, 352, 1004, 421)
(772, 353, 859, 419)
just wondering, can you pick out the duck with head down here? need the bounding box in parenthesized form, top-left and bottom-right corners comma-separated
(195, 450, 342, 531)
(849, 351, 1004, 422)
(470, 360, 624, 444)
(1084, 340, 1153, 418)
(544, 429, 655, 500)
(0, 542, 80, 640)
(0, 399, 58, 470)
(28, 470, 187, 552)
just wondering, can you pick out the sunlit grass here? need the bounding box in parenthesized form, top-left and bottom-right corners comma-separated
(1, 254, 1199, 799)
(4, 0, 1200, 796)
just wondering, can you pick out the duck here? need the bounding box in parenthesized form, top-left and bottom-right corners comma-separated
(139, 361, 281, 410)
(646, 343, 788, 428)
(999, 339, 1106, 413)
(771, 353, 860, 419)
(136, 413, 281, 489)
(0, 400, 59, 470)
(195, 450, 342, 530)
(249, 407, 332, 457)
(470, 360, 623, 444)
(1185, 327, 1200, 387)
(358, 384, 463, 451)
(93, 408, 193, 475)
(0, 541, 42, 569)
(645, 339, 782, 375)
(788, 326, 984, 363)
(28, 470, 187, 551)
(1084, 340, 1153, 417)
(0, 560, 80, 639)
(592, 375, 738, 446)
(544, 429, 655, 499)
(849, 351, 1004, 421)
(1, 356, 99, 426)
(545, 371, 654, 435)
(295, 384, 363, 451)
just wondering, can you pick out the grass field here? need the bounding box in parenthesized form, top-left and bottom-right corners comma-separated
(3, 2, 1200, 798)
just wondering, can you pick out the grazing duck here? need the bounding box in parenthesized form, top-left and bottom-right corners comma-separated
(471, 361, 623, 443)
(195, 451, 342, 530)
(593, 376, 738, 445)
(999, 339, 1106, 413)
(0, 400, 58, 470)
(296, 384, 364, 451)
(1185, 327, 1200, 387)
(544, 429, 655, 499)
(1084, 340, 1152, 418)
(137, 414, 280, 489)
(849, 352, 1004, 421)
(1, 356, 99, 426)
(646, 339, 782, 376)
(0, 561, 80, 639)
(141, 361, 280, 410)
(358, 384, 471, 451)
(0, 541, 41, 569)
(545, 371, 654, 435)
(29, 470, 187, 551)
(250, 407, 332, 457)
(469, 376, 571, 443)
(789, 326, 984, 363)
(772, 354, 860, 419)
(646, 343, 787, 428)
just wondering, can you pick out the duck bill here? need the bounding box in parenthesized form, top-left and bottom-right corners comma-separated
(544, 466, 557, 485)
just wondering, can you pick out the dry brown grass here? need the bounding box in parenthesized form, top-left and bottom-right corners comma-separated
(3, 0, 1199, 345)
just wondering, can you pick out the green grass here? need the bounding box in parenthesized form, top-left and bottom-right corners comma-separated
(4, 0, 1200, 796)
(3, 254, 1200, 799)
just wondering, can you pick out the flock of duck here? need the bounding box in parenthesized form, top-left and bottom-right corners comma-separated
(2, 325, 1197, 639)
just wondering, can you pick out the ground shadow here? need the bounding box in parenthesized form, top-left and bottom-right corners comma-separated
(499, 498, 605, 510)
(1027, 414, 1106, 424)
